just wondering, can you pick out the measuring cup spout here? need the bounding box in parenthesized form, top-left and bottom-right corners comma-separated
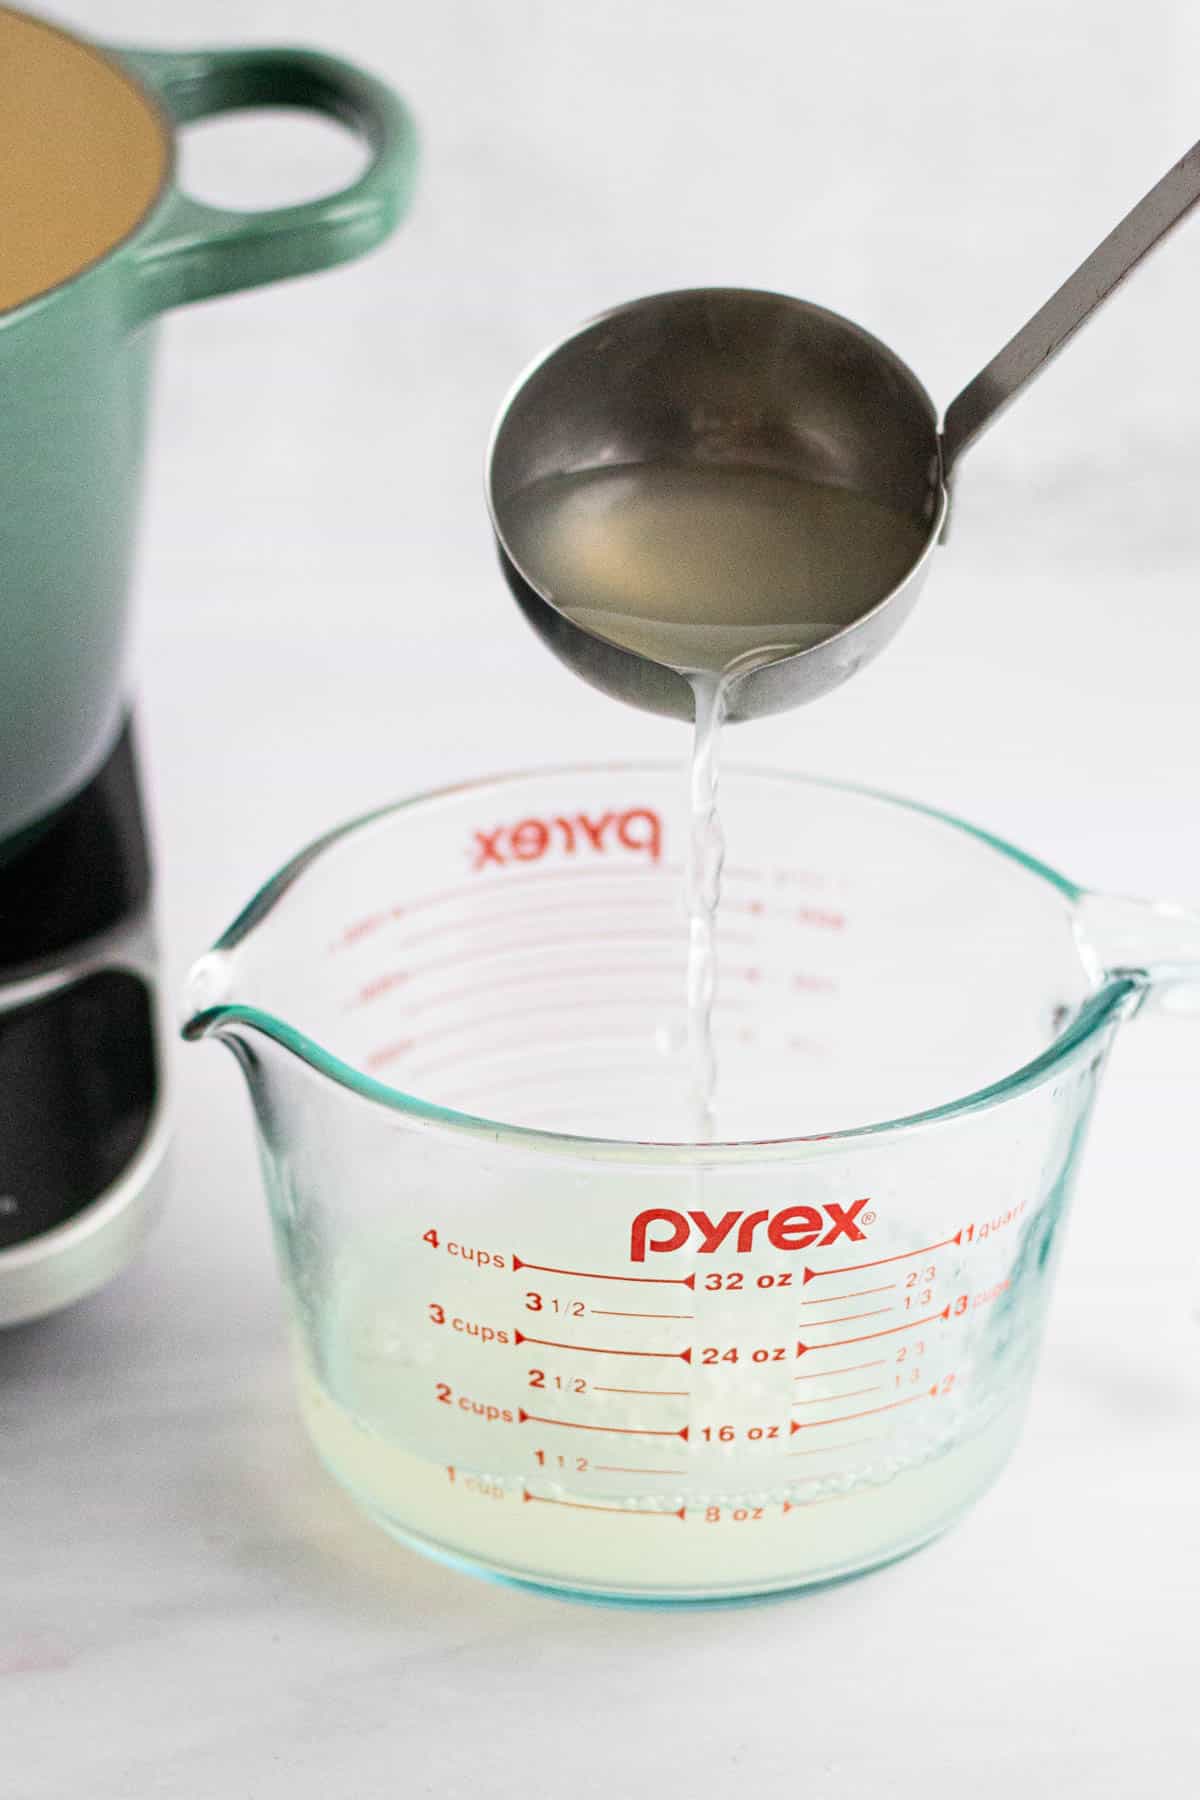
(181, 950, 285, 1064)
(182, 952, 236, 1034)
(1075, 891, 1200, 1014)
(181, 941, 331, 1187)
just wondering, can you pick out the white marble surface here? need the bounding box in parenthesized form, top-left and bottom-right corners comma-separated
(6, 0, 1200, 1791)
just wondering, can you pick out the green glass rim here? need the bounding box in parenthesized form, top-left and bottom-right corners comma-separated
(182, 761, 1141, 1163)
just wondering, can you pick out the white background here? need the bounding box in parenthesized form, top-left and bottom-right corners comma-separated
(6, 1, 1200, 1792)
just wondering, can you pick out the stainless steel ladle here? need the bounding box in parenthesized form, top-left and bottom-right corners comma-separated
(487, 139, 1200, 722)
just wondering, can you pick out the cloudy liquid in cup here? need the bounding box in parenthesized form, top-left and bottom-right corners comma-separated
(297, 1346, 1025, 1599)
(503, 463, 927, 1137)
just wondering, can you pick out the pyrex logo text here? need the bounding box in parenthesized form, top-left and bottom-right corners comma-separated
(472, 807, 662, 872)
(630, 1202, 870, 1263)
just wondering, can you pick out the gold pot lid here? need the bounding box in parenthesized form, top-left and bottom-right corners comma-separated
(0, 6, 169, 314)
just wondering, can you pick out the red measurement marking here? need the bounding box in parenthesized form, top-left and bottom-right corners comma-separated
(366, 1039, 414, 1072)
(355, 963, 685, 1018)
(392, 863, 679, 925)
(786, 1436, 881, 1459)
(800, 1284, 897, 1305)
(523, 1491, 687, 1520)
(356, 902, 682, 967)
(595, 1466, 689, 1477)
(396, 991, 697, 1057)
(392, 961, 687, 1019)
(794, 1306, 894, 1326)
(397, 924, 749, 978)
(354, 969, 410, 1007)
(414, 895, 679, 949)
(593, 1386, 691, 1397)
(514, 1329, 692, 1362)
(792, 1386, 883, 1407)
(773, 867, 830, 889)
(803, 1231, 963, 1283)
(591, 1309, 695, 1320)
(336, 911, 388, 948)
(792, 972, 838, 995)
(794, 906, 846, 931)
(330, 864, 685, 954)
(514, 1255, 696, 1289)
(791, 1387, 937, 1432)
(795, 1306, 949, 1355)
(518, 1408, 689, 1440)
(795, 1360, 887, 1381)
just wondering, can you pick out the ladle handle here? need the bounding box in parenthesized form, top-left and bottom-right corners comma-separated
(941, 138, 1200, 480)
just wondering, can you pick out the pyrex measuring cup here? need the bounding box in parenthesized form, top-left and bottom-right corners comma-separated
(184, 766, 1200, 1601)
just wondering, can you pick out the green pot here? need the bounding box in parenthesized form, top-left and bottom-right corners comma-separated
(0, 7, 417, 847)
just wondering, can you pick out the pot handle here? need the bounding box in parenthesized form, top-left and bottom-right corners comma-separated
(116, 44, 417, 318)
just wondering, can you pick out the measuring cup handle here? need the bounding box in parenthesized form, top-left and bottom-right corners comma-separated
(1076, 890, 1200, 1015)
(119, 43, 417, 319)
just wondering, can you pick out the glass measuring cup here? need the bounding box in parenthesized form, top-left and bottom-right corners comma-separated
(183, 765, 1200, 1601)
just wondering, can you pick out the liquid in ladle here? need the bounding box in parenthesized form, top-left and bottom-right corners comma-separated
(504, 462, 927, 1139)
(501, 463, 927, 677)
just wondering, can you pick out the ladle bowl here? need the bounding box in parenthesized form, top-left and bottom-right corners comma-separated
(487, 139, 1200, 723)
(487, 289, 947, 722)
